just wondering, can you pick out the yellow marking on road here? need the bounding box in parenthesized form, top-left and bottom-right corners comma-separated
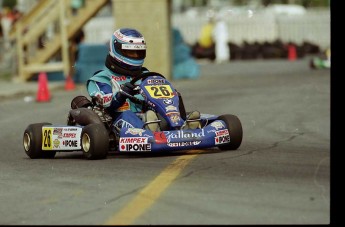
(104, 150, 203, 225)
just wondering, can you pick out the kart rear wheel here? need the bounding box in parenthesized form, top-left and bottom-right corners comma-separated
(81, 124, 109, 160)
(217, 114, 243, 150)
(23, 123, 56, 159)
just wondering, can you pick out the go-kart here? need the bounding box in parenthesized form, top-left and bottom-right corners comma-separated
(23, 72, 243, 160)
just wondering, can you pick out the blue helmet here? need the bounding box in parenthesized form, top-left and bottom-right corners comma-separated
(109, 28, 146, 71)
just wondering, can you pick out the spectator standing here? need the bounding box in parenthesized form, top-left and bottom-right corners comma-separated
(212, 13, 230, 63)
(198, 17, 214, 49)
(1, 7, 15, 50)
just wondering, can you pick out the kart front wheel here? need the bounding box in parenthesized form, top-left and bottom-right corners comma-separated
(217, 114, 243, 150)
(81, 124, 109, 160)
(23, 122, 56, 159)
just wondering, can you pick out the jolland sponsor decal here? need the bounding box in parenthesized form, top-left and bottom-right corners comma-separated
(165, 129, 205, 143)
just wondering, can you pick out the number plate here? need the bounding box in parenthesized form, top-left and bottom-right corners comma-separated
(144, 85, 174, 99)
(42, 126, 82, 150)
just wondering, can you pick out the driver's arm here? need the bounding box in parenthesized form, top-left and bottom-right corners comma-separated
(87, 80, 124, 109)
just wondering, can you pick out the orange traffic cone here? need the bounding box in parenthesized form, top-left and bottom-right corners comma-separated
(65, 76, 75, 91)
(36, 72, 51, 102)
(288, 44, 297, 61)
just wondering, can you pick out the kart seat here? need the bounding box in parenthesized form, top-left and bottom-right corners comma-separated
(142, 110, 161, 132)
(181, 111, 201, 130)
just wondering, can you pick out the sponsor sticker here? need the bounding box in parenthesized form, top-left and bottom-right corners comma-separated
(102, 93, 113, 106)
(119, 137, 148, 144)
(119, 143, 151, 152)
(111, 75, 127, 81)
(53, 139, 60, 148)
(210, 121, 225, 130)
(215, 129, 229, 137)
(215, 135, 230, 145)
(63, 133, 76, 138)
(117, 101, 130, 112)
(125, 128, 145, 136)
(165, 105, 177, 112)
(167, 141, 201, 147)
(166, 112, 181, 124)
(146, 79, 165, 84)
(114, 119, 134, 129)
(154, 132, 168, 144)
(163, 99, 173, 105)
(62, 140, 79, 148)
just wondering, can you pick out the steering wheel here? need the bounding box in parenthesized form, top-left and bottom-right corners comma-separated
(129, 72, 166, 85)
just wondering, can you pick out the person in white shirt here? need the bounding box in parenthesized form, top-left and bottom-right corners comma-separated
(212, 13, 230, 63)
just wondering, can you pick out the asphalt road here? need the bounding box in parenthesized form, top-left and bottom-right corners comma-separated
(0, 58, 330, 225)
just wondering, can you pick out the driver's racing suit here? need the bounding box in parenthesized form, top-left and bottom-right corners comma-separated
(86, 67, 148, 130)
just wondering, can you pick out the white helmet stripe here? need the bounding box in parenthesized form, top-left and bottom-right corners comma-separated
(122, 44, 146, 50)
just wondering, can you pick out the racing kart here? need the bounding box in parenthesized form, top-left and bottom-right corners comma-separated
(23, 72, 243, 160)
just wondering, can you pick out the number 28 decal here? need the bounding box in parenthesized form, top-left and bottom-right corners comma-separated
(42, 128, 53, 150)
(144, 85, 174, 99)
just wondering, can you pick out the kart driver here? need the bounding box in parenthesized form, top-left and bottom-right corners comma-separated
(86, 28, 159, 131)
(86, 28, 200, 132)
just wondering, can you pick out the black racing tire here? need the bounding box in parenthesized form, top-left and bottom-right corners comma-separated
(23, 122, 56, 159)
(81, 124, 109, 160)
(217, 114, 243, 150)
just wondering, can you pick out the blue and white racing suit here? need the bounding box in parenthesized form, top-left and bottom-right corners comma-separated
(86, 67, 148, 130)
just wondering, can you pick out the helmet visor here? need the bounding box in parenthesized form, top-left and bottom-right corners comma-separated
(120, 44, 146, 60)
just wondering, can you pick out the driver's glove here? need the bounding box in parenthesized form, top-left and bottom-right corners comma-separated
(121, 82, 138, 96)
(115, 82, 139, 103)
